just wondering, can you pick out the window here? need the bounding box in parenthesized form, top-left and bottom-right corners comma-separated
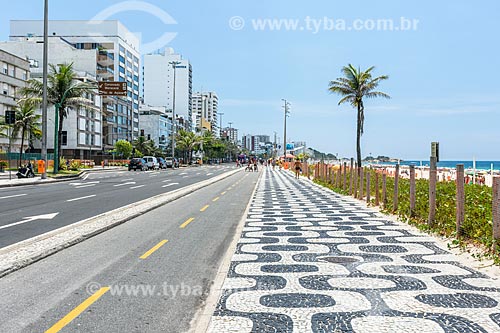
(10, 66, 15, 77)
(119, 55, 125, 64)
(61, 131, 68, 146)
(119, 45, 125, 53)
(2, 83, 8, 95)
(22, 71, 28, 80)
(119, 66, 125, 74)
(2, 63, 7, 75)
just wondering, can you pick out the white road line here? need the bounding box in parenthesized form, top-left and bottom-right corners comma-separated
(196, 172, 201, 175)
(75, 184, 97, 189)
(130, 185, 145, 189)
(206, 173, 213, 176)
(183, 175, 189, 178)
(121, 178, 134, 181)
(0, 193, 27, 200)
(162, 179, 172, 182)
(179, 172, 187, 175)
(114, 182, 136, 187)
(82, 174, 89, 181)
(66, 195, 96, 202)
(162, 183, 179, 188)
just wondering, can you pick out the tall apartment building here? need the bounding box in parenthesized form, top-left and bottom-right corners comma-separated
(0, 49, 30, 153)
(143, 48, 192, 131)
(242, 134, 271, 154)
(222, 127, 239, 144)
(0, 38, 101, 159)
(191, 92, 218, 134)
(10, 20, 141, 149)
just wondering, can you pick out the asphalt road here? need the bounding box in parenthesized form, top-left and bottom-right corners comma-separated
(0, 164, 237, 248)
(0, 168, 259, 332)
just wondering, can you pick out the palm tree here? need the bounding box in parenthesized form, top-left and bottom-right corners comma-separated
(20, 63, 94, 163)
(11, 100, 42, 167)
(132, 136, 155, 156)
(328, 64, 390, 169)
(176, 129, 201, 164)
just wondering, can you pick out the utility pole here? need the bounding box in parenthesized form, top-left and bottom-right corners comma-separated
(281, 99, 290, 160)
(41, 0, 49, 179)
(219, 112, 224, 138)
(228, 122, 233, 162)
(169, 61, 181, 158)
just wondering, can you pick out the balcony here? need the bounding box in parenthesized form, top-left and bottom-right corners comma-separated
(97, 53, 114, 67)
(97, 67, 114, 79)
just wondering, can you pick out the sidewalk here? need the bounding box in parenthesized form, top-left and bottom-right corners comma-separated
(0, 166, 124, 188)
(207, 167, 500, 332)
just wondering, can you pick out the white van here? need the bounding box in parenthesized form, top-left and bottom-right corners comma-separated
(142, 156, 160, 170)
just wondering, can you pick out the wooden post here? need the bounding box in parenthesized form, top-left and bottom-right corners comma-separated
(393, 164, 400, 212)
(349, 159, 354, 195)
(353, 166, 358, 198)
(410, 165, 416, 217)
(375, 172, 380, 206)
(493, 177, 500, 250)
(382, 173, 387, 208)
(359, 168, 364, 199)
(343, 162, 347, 191)
(456, 164, 465, 237)
(428, 156, 437, 226)
(337, 166, 342, 188)
(366, 171, 371, 204)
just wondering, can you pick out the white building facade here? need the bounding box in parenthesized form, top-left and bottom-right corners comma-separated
(0, 38, 102, 159)
(0, 49, 30, 153)
(191, 92, 218, 134)
(143, 49, 192, 131)
(10, 20, 141, 148)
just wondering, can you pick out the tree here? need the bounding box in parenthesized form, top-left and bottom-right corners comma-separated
(114, 140, 133, 159)
(20, 63, 94, 165)
(132, 136, 155, 156)
(328, 64, 390, 169)
(11, 100, 41, 166)
(176, 129, 201, 164)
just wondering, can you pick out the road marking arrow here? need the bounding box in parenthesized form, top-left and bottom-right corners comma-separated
(0, 213, 59, 230)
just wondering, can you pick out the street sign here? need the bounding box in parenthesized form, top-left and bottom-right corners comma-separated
(5, 110, 15, 124)
(98, 81, 127, 96)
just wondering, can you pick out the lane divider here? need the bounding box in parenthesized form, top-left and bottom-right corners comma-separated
(139, 240, 168, 259)
(212, 197, 220, 202)
(200, 205, 209, 212)
(179, 217, 195, 229)
(45, 287, 110, 333)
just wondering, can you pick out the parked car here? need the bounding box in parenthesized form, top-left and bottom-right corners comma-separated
(157, 157, 167, 169)
(128, 158, 147, 171)
(165, 157, 179, 168)
(143, 156, 160, 170)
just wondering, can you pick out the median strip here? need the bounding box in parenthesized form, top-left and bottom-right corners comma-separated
(45, 286, 110, 333)
(139, 240, 168, 259)
(179, 217, 195, 229)
(200, 205, 209, 212)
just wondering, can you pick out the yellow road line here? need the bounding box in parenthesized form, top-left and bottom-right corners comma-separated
(212, 197, 220, 202)
(221, 191, 227, 195)
(180, 217, 195, 229)
(139, 240, 168, 259)
(200, 205, 209, 212)
(45, 287, 110, 333)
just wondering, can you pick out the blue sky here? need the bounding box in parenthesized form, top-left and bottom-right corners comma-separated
(1, 0, 499, 160)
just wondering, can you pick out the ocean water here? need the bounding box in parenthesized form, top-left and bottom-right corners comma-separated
(373, 160, 500, 170)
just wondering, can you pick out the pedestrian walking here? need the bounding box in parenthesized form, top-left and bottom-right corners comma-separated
(294, 159, 302, 179)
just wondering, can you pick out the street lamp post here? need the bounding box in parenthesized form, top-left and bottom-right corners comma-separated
(228, 121, 233, 162)
(281, 99, 290, 160)
(169, 61, 181, 159)
(41, 0, 49, 179)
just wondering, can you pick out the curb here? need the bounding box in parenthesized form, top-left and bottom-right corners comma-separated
(0, 168, 243, 278)
(190, 169, 264, 333)
(0, 167, 126, 188)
